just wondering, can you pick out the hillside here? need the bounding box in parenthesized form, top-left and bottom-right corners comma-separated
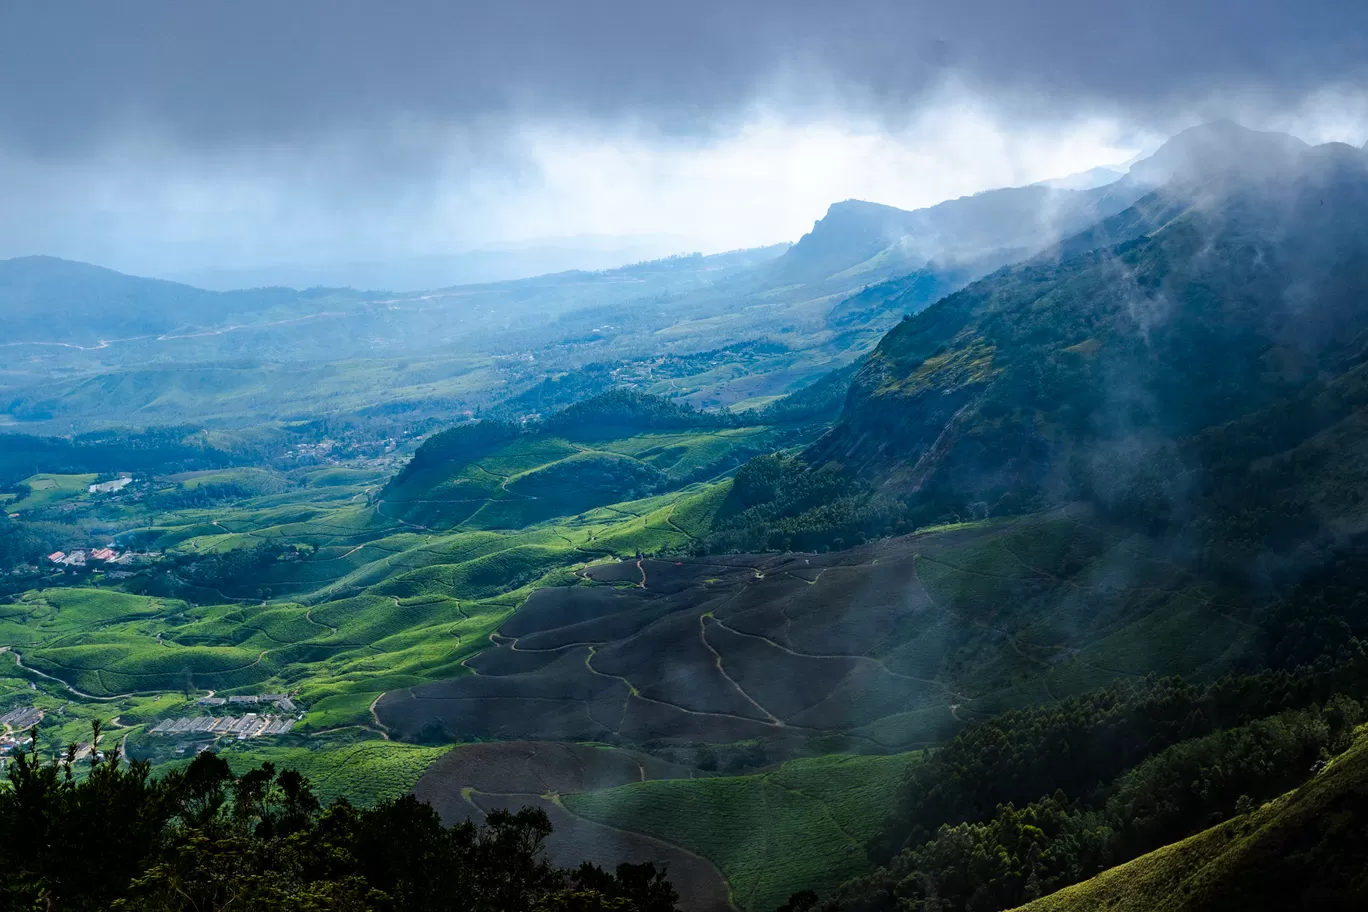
(378, 392, 790, 529)
(803, 130, 1368, 544)
(764, 122, 1293, 294)
(1013, 725, 1368, 912)
(770, 180, 1142, 290)
(0, 255, 314, 345)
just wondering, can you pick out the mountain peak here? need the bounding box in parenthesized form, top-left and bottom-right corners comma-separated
(821, 198, 912, 219)
(1127, 120, 1308, 186)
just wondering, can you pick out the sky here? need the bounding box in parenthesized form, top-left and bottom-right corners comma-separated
(2, 1, 1368, 286)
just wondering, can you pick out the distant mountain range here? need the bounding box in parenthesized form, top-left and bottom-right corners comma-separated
(3, 121, 1348, 442)
(163, 235, 706, 292)
(0, 122, 1301, 352)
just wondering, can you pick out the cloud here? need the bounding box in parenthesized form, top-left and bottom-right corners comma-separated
(5, 1, 1366, 151)
(495, 92, 1149, 250)
(0, 87, 1152, 274)
(2, 1, 1367, 279)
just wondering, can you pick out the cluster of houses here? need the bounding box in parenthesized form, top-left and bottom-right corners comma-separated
(46, 547, 143, 568)
(198, 693, 297, 712)
(0, 707, 44, 763)
(148, 692, 301, 742)
(148, 713, 297, 739)
(1, 706, 44, 730)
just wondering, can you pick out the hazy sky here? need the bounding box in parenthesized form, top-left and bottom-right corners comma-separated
(3, 1, 1367, 281)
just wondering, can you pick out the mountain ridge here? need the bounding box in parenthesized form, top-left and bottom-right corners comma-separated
(808, 133, 1368, 511)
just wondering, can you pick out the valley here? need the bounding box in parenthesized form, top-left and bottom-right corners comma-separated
(6, 122, 1368, 912)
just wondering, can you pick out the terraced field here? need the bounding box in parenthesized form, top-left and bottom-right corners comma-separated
(0, 487, 731, 728)
(210, 740, 454, 806)
(377, 509, 1243, 752)
(371, 508, 1261, 909)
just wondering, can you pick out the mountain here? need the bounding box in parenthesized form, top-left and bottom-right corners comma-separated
(767, 125, 1268, 292)
(769, 122, 1317, 297)
(1013, 725, 1368, 912)
(768, 182, 1140, 289)
(165, 235, 706, 292)
(1034, 165, 1127, 191)
(1123, 119, 1309, 187)
(807, 130, 1368, 543)
(0, 255, 324, 345)
(0, 247, 785, 379)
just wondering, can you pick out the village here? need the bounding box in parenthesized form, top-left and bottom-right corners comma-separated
(0, 706, 43, 765)
(0, 691, 304, 769)
(147, 713, 297, 739)
(45, 547, 156, 569)
(147, 693, 301, 742)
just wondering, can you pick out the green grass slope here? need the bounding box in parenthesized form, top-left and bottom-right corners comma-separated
(566, 753, 919, 912)
(1014, 728, 1368, 912)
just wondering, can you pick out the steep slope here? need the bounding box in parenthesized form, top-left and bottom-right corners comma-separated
(1013, 726, 1368, 912)
(771, 182, 1137, 290)
(771, 122, 1312, 330)
(809, 138, 1368, 534)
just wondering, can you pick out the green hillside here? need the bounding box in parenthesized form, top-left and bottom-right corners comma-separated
(567, 753, 919, 912)
(1014, 725, 1368, 912)
(717, 132, 1368, 567)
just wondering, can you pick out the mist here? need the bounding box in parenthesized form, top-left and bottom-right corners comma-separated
(3, 1, 1368, 288)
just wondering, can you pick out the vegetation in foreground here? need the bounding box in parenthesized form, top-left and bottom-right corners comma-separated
(0, 724, 680, 912)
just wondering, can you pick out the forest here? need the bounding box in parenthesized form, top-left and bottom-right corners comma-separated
(0, 725, 679, 912)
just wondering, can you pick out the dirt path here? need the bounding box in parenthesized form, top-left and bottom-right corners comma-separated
(582, 645, 632, 732)
(663, 502, 700, 542)
(304, 606, 339, 636)
(367, 693, 391, 740)
(698, 613, 784, 725)
(708, 615, 958, 694)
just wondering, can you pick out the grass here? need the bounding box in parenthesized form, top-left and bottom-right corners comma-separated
(1013, 726, 1368, 912)
(208, 740, 452, 807)
(565, 752, 919, 912)
(10, 473, 96, 512)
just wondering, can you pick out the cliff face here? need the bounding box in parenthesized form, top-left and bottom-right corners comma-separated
(769, 178, 1145, 289)
(808, 139, 1368, 517)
